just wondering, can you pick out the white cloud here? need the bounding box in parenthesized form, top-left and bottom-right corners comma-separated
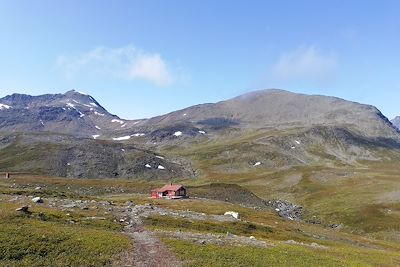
(57, 45, 174, 86)
(128, 53, 172, 86)
(271, 46, 337, 82)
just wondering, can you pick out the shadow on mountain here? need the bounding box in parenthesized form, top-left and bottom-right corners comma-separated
(197, 117, 240, 130)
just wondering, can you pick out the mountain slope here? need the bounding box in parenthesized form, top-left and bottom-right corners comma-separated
(1, 88, 400, 178)
(139, 89, 397, 139)
(0, 132, 194, 179)
(0, 90, 140, 137)
(1, 89, 397, 141)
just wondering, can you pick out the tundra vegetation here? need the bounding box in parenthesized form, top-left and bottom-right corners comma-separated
(2, 90, 400, 266)
(1, 171, 400, 267)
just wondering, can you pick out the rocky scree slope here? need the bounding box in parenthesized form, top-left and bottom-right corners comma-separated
(0, 132, 194, 179)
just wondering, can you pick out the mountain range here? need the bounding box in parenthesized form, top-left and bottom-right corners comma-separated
(1, 89, 400, 179)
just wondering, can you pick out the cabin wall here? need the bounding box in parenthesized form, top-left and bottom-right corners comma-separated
(151, 187, 187, 199)
(151, 192, 161, 199)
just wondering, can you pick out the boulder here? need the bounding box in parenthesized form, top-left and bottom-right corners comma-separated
(16, 206, 29, 213)
(224, 211, 240, 219)
(32, 197, 43, 203)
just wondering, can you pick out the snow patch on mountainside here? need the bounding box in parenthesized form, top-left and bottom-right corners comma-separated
(112, 119, 124, 124)
(132, 133, 146, 137)
(113, 136, 131, 141)
(0, 103, 12, 110)
(173, 131, 183, 137)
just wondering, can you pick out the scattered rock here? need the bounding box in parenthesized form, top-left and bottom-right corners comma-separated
(61, 203, 77, 208)
(158, 230, 271, 248)
(224, 211, 240, 219)
(268, 200, 303, 221)
(197, 240, 206, 245)
(226, 231, 235, 237)
(329, 223, 343, 230)
(38, 212, 46, 220)
(125, 201, 134, 207)
(35, 186, 42, 190)
(284, 240, 328, 249)
(144, 203, 154, 210)
(84, 217, 107, 220)
(310, 242, 328, 249)
(32, 197, 43, 203)
(16, 206, 29, 213)
(308, 219, 321, 224)
(9, 196, 19, 202)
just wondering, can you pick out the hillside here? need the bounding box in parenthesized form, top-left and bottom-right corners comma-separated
(1, 89, 400, 178)
(141, 89, 397, 139)
(0, 90, 141, 137)
(2, 175, 400, 266)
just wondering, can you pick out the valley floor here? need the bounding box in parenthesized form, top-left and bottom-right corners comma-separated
(1, 174, 400, 266)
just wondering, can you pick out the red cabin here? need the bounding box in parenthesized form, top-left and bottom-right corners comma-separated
(151, 184, 187, 199)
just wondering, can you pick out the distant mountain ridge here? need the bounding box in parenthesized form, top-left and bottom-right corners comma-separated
(141, 89, 397, 139)
(0, 90, 131, 136)
(1, 88, 400, 179)
(1, 89, 397, 140)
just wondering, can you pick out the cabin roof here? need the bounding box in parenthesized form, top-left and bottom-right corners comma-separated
(153, 184, 185, 192)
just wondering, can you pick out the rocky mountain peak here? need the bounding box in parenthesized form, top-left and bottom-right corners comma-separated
(0, 90, 122, 137)
(391, 116, 400, 130)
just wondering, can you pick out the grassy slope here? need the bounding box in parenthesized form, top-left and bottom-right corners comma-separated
(0, 176, 136, 267)
(1, 175, 400, 266)
(143, 199, 400, 266)
(159, 128, 400, 243)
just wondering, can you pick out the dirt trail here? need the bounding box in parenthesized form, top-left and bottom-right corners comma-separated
(126, 228, 182, 267)
(120, 207, 182, 267)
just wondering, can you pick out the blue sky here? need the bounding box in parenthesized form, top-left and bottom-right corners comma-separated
(0, 0, 399, 119)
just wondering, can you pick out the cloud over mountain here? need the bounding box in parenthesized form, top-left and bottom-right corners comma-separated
(57, 45, 174, 86)
(271, 45, 337, 82)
